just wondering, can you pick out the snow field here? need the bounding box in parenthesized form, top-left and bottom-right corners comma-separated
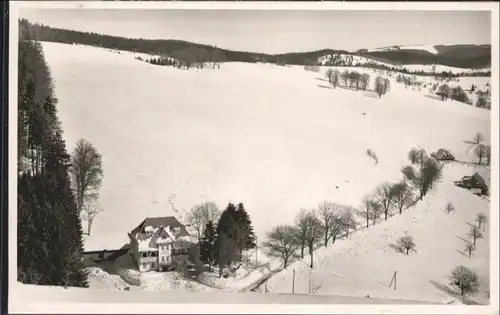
(39, 42, 491, 302)
(261, 164, 490, 304)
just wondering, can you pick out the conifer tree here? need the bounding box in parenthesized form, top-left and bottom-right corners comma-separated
(199, 220, 217, 270)
(215, 203, 239, 278)
(17, 39, 88, 288)
(236, 202, 256, 250)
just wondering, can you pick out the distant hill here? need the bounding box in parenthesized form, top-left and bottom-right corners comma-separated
(19, 19, 491, 70)
(360, 44, 491, 69)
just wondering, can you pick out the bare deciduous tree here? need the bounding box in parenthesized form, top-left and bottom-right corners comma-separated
(295, 209, 310, 258)
(473, 132, 484, 145)
(340, 207, 357, 238)
(82, 199, 102, 237)
(402, 149, 443, 201)
(444, 201, 455, 214)
(263, 225, 300, 268)
(449, 265, 480, 301)
(476, 96, 488, 109)
(302, 210, 323, 268)
(349, 71, 362, 90)
(341, 70, 349, 87)
(331, 69, 340, 88)
(383, 78, 390, 94)
(369, 201, 382, 226)
(485, 145, 491, 166)
(407, 147, 428, 166)
(397, 235, 416, 255)
(464, 242, 476, 258)
(70, 138, 103, 235)
(316, 201, 339, 247)
(325, 68, 334, 83)
(468, 225, 483, 246)
(391, 181, 415, 214)
(437, 84, 451, 101)
(375, 76, 386, 98)
(475, 213, 487, 231)
(374, 182, 394, 221)
(188, 201, 221, 243)
(360, 73, 371, 90)
(474, 144, 487, 165)
(358, 195, 378, 228)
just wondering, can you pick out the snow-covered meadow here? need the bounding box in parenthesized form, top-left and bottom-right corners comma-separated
(38, 42, 492, 303)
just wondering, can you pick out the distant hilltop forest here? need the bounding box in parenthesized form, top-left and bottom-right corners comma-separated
(19, 19, 491, 72)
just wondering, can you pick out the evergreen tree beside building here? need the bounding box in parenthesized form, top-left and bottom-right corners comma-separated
(199, 220, 217, 270)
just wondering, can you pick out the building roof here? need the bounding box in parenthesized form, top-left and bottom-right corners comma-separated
(431, 148, 455, 160)
(472, 173, 486, 185)
(130, 216, 190, 238)
(460, 173, 486, 186)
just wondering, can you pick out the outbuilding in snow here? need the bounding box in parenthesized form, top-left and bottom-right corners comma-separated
(431, 148, 455, 161)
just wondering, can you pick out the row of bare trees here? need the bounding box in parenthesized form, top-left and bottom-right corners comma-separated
(433, 83, 490, 110)
(360, 147, 444, 229)
(464, 212, 487, 257)
(451, 213, 488, 302)
(325, 68, 370, 91)
(138, 48, 227, 70)
(264, 204, 357, 269)
(324, 68, 390, 98)
(304, 65, 320, 72)
(263, 147, 444, 270)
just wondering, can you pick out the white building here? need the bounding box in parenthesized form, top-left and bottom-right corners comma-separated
(127, 216, 192, 272)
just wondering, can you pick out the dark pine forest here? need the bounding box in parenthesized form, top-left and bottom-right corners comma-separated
(18, 31, 88, 287)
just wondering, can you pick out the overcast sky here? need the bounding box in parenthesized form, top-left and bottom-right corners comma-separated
(19, 9, 491, 54)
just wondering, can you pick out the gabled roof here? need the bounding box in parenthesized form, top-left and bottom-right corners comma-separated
(431, 148, 455, 160)
(460, 173, 486, 186)
(130, 216, 190, 238)
(472, 173, 486, 185)
(148, 226, 176, 248)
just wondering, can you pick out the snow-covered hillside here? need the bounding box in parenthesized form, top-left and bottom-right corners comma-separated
(38, 42, 492, 303)
(368, 44, 441, 55)
(318, 53, 491, 75)
(258, 163, 491, 304)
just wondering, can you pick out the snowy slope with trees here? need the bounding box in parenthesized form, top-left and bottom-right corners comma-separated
(31, 41, 492, 304)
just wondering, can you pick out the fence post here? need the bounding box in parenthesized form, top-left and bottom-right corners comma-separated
(308, 269, 312, 294)
(394, 271, 397, 291)
(255, 237, 258, 265)
(292, 269, 295, 294)
(389, 270, 396, 290)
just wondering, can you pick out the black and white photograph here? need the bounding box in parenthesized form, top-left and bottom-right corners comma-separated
(8, 1, 499, 313)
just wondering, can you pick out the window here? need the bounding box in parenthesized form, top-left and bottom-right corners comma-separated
(161, 256, 165, 262)
(141, 252, 147, 258)
(142, 263, 147, 269)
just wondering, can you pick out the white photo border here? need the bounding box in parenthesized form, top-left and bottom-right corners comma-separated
(8, 1, 499, 314)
